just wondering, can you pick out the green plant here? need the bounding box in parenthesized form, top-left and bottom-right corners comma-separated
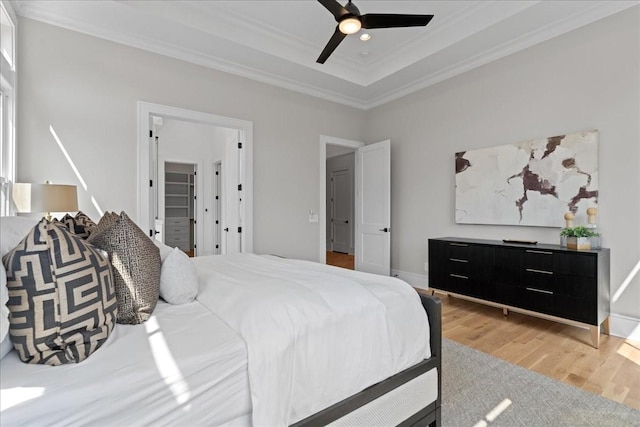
(560, 226, 599, 237)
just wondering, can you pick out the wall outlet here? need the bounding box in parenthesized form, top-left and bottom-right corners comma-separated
(424, 262, 428, 272)
(309, 213, 319, 223)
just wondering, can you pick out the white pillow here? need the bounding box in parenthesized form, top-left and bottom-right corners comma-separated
(1, 216, 40, 257)
(0, 261, 11, 359)
(159, 248, 198, 304)
(153, 238, 174, 262)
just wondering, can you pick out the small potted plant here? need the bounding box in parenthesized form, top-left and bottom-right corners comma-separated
(560, 226, 599, 250)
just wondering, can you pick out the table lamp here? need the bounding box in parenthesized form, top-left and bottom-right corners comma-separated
(11, 181, 78, 221)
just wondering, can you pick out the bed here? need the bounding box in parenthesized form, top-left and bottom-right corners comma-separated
(0, 216, 441, 427)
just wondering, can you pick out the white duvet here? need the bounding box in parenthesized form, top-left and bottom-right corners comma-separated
(0, 301, 251, 426)
(193, 254, 430, 427)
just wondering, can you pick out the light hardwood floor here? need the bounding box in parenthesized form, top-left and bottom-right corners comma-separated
(421, 290, 640, 410)
(326, 251, 354, 270)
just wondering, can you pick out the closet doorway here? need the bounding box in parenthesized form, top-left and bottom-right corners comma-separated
(326, 149, 355, 270)
(163, 162, 196, 256)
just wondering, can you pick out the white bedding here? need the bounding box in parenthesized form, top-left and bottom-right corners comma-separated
(193, 254, 430, 426)
(0, 301, 251, 427)
(1, 253, 431, 427)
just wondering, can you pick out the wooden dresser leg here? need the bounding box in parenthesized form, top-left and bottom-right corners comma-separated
(590, 325, 600, 348)
(602, 317, 610, 335)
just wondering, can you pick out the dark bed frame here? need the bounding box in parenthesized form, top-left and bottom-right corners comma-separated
(293, 294, 442, 427)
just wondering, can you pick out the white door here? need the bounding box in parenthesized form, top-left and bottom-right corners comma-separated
(355, 140, 391, 275)
(330, 168, 351, 253)
(223, 137, 241, 253)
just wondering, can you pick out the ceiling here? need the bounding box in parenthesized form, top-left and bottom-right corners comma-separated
(14, 0, 637, 110)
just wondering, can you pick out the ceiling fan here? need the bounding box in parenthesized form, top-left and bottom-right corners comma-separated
(316, 0, 434, 64)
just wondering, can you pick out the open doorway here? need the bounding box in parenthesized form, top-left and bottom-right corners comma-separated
(319, 136, 392, 275)
(137, 101, 254, 255)
(319, 136, 363, 270)
(326, 148, 355, 270)
(152, 116, 237, 256)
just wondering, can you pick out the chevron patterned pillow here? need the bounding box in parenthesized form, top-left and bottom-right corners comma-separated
(2, 219, 118, 366)
(88, 212, 161, 325)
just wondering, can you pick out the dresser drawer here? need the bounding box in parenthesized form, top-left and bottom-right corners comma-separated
(165, 225, 189, 237)
(429, 240, 495, 301)
(523, 248, 555, 273)
(556, 253, 596, 278)
(447, 242, 470, 260)
(165, 235, 190, 251)
(499, 283, 556, 317)
(165, 217, 189, 226)
(445, 257, 470, 276)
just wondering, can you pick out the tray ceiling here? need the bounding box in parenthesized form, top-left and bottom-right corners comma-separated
(14, 0, 637, 109)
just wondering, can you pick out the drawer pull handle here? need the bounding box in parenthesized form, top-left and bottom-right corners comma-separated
(526, 250, 553, 255)
(526, 268, 553, 275)
(449, 274, 468, 279)
(526, 287, 554, 295)
(449, 243, 468, 247)
(450, 258, 468, 263)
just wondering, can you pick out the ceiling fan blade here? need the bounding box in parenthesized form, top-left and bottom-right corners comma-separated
(317, 0, 349, 21)
(316, 26, 347, 64)
(361, 14, 434, 29)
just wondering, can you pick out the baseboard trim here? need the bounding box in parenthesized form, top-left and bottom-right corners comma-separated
(609, 313, 640, 341)
(392, 269, 428, 290)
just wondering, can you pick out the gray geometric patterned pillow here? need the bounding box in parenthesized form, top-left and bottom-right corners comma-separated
(1, 219, 117, 366)
(57, 211, 97, 239)
(88, 212, 161, 325)
(89, 211, 120, 237)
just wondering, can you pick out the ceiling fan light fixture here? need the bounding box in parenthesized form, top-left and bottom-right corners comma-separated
(316, 0, 433, 64)
(339, 17, 361, 35)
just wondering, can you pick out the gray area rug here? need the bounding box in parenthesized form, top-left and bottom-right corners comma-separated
(442, 339, 640, 426)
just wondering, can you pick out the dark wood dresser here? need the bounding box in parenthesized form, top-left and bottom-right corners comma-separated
(428, 237, 610, 348)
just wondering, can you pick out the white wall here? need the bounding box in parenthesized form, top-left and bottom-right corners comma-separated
(16, 17, 365, 261)
(364, 7, 640, 331)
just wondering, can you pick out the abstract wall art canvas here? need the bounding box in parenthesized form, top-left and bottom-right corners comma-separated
(455, 130, 598, 227)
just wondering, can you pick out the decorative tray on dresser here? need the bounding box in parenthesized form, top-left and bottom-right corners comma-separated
(428, 237, 610, 348)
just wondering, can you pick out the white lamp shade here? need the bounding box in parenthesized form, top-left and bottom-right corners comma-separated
(12, 183, 78, 214)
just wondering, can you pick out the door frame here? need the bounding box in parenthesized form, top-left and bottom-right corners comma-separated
(319, 135, 364, 264)
(137, 101, 254, 253)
